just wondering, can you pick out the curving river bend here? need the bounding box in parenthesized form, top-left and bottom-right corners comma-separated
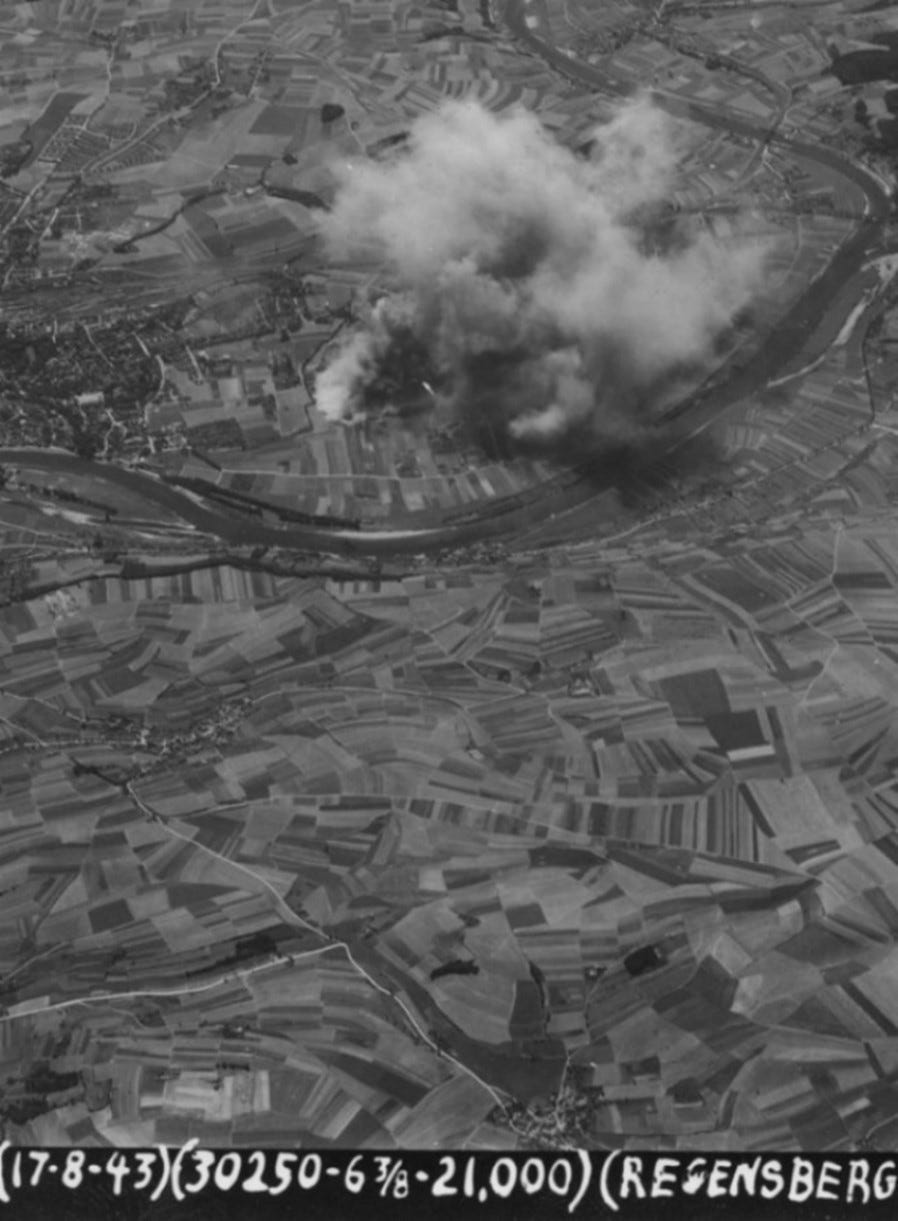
(1, 10, 891, 559)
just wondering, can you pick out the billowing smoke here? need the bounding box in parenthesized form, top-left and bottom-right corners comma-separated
(315, 97, 768, 447)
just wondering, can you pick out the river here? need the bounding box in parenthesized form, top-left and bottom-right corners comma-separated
(0, 11, 890, 559)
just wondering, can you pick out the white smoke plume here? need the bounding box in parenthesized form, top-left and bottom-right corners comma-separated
(315, 96, 769, 446)
(313, 331, 376, 424)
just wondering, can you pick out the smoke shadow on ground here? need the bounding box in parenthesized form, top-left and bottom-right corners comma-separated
(599, 424, 725, 509)
(498, 418, 728, 550)
(532, 415, 723, 496)
(453, 345, 723, 476)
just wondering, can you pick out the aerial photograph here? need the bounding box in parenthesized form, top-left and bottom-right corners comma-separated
(4, 0, 898, 1167)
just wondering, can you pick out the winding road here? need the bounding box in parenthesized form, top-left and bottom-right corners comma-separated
(1, 6, 892, 559)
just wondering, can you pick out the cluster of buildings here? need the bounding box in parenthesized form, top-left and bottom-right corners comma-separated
(4, 405, 898, 1142)
(5, 0, 898, 1156)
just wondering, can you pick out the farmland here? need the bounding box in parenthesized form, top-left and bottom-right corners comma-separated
(7, 473, 898, 1147)
(3, 0, 898, 1157)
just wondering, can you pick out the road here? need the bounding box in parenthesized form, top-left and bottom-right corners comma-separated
(0, 21, 893, 1115)
(1, 9, 891, 558)
(502, 0, 888, 210)
(488, 0, 892, 441)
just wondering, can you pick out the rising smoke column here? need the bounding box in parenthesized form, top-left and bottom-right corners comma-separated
(315, 97, 768, 443)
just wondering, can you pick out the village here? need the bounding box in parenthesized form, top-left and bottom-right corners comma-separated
(3, 0, 898, 1159)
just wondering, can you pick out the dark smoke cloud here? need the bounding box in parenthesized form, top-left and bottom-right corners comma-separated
(315, 97, 769, 445)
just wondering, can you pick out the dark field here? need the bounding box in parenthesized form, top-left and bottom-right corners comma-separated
(23, 91, 87, 163)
